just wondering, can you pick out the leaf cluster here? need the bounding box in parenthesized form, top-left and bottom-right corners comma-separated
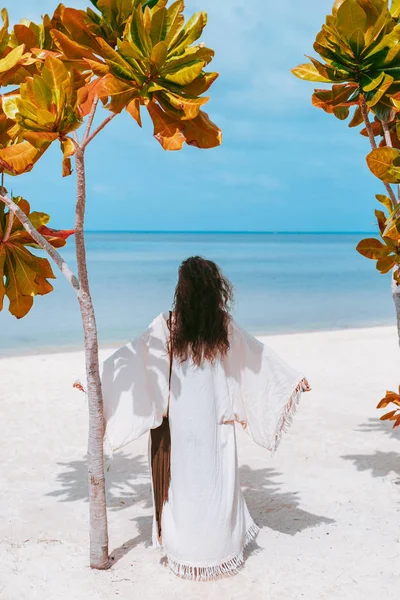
(0, 196, 74, 318)
(377, 385, 400, 427)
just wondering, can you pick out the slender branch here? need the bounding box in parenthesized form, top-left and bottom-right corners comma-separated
(2, 210, 14, 242)
(382, 121, 392, 148)
(0, 194, 80, 293)
(382, 121, 400, 207)
(360, 95, 398, 207)
(82, 112, 117, 149)
(83, 97, 99, 144)
(360, 96, 377, 149)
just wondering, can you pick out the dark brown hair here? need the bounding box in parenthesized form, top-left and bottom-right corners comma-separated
(170, 256, 233, 366)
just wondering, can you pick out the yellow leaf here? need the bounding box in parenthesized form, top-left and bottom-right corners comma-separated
(0, 45, 25, 74)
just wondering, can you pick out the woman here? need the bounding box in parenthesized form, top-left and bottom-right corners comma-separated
(100, 256, 310, 581)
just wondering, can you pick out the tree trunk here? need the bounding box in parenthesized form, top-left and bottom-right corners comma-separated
(360, 98, 400, 344)
(392, 277, 400, 347)
(74, 147, 109, 570)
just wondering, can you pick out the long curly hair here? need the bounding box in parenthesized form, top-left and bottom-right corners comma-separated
(170, 256, 234, 366)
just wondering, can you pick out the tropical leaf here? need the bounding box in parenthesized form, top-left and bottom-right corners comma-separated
(366, 147, 400, 182)
(0, 141, 47, 175)
(356, 237, 391, 258)
(147, 100, 185, 149)
(0, 45, 25, 73)
(183, 110, 222, 148)
(0, 197, 74, 318)
(291, 63, 332, 83)
(376, 193, 394, 212)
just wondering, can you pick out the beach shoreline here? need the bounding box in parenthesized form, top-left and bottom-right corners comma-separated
(0, 321, 396, 359)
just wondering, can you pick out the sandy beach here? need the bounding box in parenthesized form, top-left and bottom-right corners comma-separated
(1, 325, 400, 600)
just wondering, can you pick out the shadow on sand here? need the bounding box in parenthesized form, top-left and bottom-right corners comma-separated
(342, 450, 400, 481)
(356, 417, 400, 442)
(47, 450, 335, 565)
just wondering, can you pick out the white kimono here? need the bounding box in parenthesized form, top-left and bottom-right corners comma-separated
(100, 312, 309, 581)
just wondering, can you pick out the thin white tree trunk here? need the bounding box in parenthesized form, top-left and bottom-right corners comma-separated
(74, 147, 109, 570)
(360, 99, 400, 343)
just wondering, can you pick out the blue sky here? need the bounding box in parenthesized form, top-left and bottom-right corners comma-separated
(4, 0, 383, 232)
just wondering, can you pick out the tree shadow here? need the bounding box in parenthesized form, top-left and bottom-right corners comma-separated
(46, 451, 150, 510)
(356, 417, 400, 441)
(342, 451, 400, 481)
(46, 451, 335, 566)
(240, 464, 335, 536)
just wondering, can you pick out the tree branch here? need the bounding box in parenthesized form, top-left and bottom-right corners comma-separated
(2, 210, 14, 242)
(360, 95, 398, 207)
(382, 121, 392, 148)
(0, 194, 80, 293)
(83, 97, 99, 144)
(381, 120, 400, 206)
(82, 112, 117, 149)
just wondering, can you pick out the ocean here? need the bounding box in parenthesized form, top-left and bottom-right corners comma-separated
(0, 232, 395, 356)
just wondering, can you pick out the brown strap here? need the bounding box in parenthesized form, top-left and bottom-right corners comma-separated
(166, 310, 173, 417)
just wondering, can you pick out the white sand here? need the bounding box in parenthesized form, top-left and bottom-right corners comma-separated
(1, 326, 400, 600)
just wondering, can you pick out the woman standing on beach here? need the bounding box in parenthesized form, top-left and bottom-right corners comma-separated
(101, 256, 310, 580)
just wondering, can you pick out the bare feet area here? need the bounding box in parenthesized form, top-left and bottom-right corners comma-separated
(1, 326, 399, 600)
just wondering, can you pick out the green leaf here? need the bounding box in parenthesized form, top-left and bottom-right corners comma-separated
(365, 23, 400, 59)
(163, 59, 205, 85)
(165, 0, 184, 46)
(130, 6, 152, 56)
(366, 74, 394, 107)
(150, 6, 168, 45)
(362, 71, 385, 92)
(356, 237, 391, 259)
(349, 28, 365, 57)
(169, 12, 207, 57)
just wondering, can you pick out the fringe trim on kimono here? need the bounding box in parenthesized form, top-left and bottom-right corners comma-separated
(271, 377, 311, 455)
(165, 521, 260, 582)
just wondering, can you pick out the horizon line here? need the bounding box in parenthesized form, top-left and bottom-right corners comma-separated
(83, 230, 378, 235)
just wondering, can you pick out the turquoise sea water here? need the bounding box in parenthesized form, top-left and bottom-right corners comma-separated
(0, 232, 396, 356)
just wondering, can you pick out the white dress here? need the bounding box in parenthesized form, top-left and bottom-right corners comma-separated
(100, 312, 308, 580)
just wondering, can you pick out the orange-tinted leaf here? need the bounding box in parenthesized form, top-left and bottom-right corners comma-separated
(356, 238, 391, 259)
(126, 97, 142, 126)
(376, 255, 396, 274)
(184, 110, 222, 149)
(0, 197, 74, 318)
(380, 410, 398, 420)
(147, 101, 185, 150)
(0, 141, 47, 175)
